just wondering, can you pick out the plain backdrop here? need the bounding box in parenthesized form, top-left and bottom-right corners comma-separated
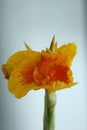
(0, 0, 87, 130)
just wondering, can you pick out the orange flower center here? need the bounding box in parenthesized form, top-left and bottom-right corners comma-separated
(33, 54, 70, 85)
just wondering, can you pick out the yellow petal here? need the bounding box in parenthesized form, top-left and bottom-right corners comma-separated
(2, 64, 9, 79)
(55, 43, 77, 67)
(8, 81, 39, 98)
(6, 50, 40, 75)
(8, 52, 40, 98)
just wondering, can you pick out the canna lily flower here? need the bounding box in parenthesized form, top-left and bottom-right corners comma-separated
(2, 36, 77, 98)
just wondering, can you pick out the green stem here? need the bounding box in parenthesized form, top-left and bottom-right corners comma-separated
(43, 90, 56, 130)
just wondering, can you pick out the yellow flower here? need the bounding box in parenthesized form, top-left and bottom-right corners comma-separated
(2, 37, 77, 98)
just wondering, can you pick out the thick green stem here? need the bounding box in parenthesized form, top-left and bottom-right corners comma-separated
(43, 90, 56, 130)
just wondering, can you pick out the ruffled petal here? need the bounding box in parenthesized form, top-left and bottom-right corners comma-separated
(8, 52, 40, 98)
(33, 52, 74, 85)
(55, 43, 77, 67)
(6, 50, 40, 75)
(33, 64, 74, 89)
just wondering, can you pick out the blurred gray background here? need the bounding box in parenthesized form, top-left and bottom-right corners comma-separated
(0, 0, 87, 130)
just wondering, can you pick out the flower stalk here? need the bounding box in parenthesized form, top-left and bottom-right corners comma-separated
(43, 91, 56, 130)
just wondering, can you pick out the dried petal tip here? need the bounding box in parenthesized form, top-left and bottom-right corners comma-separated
(50, 35, 57, 53)
(46, 48, 52, 54)
(23, 41, 32, 50)
(55, 42, 58, 50)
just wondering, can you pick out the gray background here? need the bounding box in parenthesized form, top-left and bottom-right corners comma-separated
(0, 0, 87, 130)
